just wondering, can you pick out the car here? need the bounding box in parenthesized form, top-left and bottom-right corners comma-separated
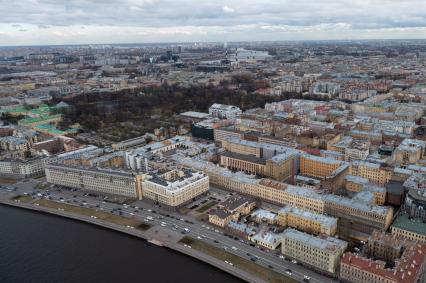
(279, 255, 285, 259)
(214, 240, 219, 243)
(184, 228, 190, 233)
(303, 279, 310, 282)
(250, 258, 256, 262)
(291, 259, 297, 264)
(231, 246, 238, 251)
(197, 236, 202, 240)
(268, 265, 273, 269)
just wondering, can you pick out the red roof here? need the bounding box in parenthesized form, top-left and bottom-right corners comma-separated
(341, 245, 426, 283)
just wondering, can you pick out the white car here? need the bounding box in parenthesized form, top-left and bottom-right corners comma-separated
(231, 246, 238, 250)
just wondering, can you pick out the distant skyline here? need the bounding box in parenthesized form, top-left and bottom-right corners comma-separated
(1, 0, 426, 46)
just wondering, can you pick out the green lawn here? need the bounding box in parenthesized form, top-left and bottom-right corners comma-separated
(178, 237, 296, 283)
(196, 200, 218, 213)
(34, 199, 147, 228)
(11, 195, 34, 203)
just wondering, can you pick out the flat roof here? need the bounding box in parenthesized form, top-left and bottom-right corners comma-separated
(392, 213, 426, 235)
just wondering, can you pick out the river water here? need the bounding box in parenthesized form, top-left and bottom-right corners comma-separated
(0, 205, 243, 283)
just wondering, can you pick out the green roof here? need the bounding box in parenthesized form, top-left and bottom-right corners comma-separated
(18, 114, 62, 125)
(392, 213, 426, 235)
(35, 123, 79, 135)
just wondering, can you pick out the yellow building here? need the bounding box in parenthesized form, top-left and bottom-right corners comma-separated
(281, 229, 348, 274)
(300, 154, 343, 179)
(350, 161, 392, 186)
(277, 206, 338, 236)
(391, 213, 426, 243)
(220, 150, 296, 182)
(209, 209, 233, 227)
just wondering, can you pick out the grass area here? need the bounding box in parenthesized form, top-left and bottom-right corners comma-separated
(0, 177, 17, 184)
(136, 223, 152, 231)
(196, 201, 218, 213)
(178, 207, 191, 215)
(11, 195, 34, 203)
(33, 199, 147, 228)
(179, 237, 296, 283)
(35, 183, 49, 190)
(195, 213, 209, 222)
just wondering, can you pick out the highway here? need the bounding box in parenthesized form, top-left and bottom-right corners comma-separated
(0, 180, 334, 283)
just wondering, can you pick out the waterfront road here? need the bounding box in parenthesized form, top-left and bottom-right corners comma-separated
(0, 182, 333, 283)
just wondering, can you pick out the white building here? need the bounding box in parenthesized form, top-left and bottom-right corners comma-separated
(142, 169, 209, 207)
(251, 231, 283, 250)
(45, 164, 141, 199)
(209, 104, 242, 119)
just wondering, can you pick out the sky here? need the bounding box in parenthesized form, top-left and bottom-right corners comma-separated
(0, 0, 426, 45)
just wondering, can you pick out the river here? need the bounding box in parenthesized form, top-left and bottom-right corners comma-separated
(0, 205, 243, 283)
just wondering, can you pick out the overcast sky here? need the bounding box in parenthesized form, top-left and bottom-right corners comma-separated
(0, 0, 426, 45)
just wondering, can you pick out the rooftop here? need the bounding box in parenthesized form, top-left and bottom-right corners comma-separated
(282, 228, 347, 253)
(392, 213, 426, 236)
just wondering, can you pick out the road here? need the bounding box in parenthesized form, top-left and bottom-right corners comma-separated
(0, 180, 334, 283)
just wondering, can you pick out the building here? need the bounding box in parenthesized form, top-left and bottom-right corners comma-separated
(340, 232, 426, 283)
(142, 169, 209, 208)
(391, 213, 426, 243)
(209, 195, 256, 227)
(178, 158, 393, 231)
(366, 230, 405, 262)
(251, 209, 277, 224)
(208, 103, 242, 119)
(225, 220, 257, 239)
(345, 175, 387, 205)
(324, 194, 393, 232)
(300, 154, 344, 179)
(281, 229, 347, 274)
(209, 208, 233, 227)
(219, 149, 297, 182)
(393, 139, 426, 164)
(218, 195, 256, 217)
(45, 164, 142, 199)
(350, 161, 392, 186)
(251, 231, 283, 250)
(277, 206, 337, 236)
(0, 157, 47, 178)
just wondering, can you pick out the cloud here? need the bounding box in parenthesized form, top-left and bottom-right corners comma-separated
(0, 0, 425, 44)
(223, 5, 234, 13)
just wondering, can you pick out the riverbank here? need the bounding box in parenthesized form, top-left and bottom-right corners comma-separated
(0, 199, 267, 283)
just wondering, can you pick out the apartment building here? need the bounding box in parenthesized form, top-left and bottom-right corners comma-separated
(208, 103, 242, 119)
(324, 195, 393, 231)
(277, 206, 337, 236)
(0, 157, 47, 178)
(45, 164, 142, 199)
(391, 213, 426, 243)
(393, 139, 426, 165)
(340, 232, 426, 283)
(220, 150, 297, 182)
(345, 175, 386, 205)
(300, 154, 343, 179)
(142, 169, 209, 208)
(350, 161, 392, 186)
(281, 229, 347, 274)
